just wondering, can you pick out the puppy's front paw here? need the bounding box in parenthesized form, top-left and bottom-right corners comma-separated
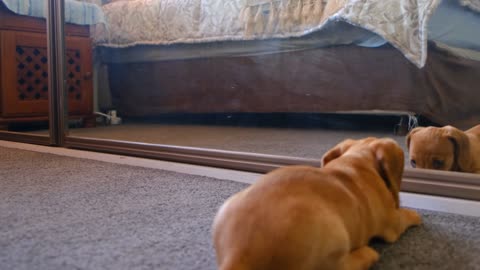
(342, 246, 379, 270)
(401, 208, 422, 226)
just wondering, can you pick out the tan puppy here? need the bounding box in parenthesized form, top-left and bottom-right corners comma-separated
(212, 138, 421, 270)
(406, 125, 480, 173)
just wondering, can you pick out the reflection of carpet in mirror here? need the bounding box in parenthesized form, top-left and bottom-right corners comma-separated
(68, 123, 407, 160)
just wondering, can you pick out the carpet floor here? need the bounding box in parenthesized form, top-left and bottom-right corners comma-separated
(1, 147, 479, 270)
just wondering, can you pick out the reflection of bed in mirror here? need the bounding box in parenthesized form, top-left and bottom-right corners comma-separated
(94, 0, 480, 129)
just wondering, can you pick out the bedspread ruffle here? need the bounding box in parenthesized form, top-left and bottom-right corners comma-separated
(95, 0, 443, 68)
(459, 0, 480, 12)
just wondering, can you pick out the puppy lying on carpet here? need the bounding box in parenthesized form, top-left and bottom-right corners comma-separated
(212, 137, 421, 270)
(406, 125, 480, 173)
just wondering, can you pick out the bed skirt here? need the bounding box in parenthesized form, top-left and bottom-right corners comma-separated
(105, 43, 480, 129)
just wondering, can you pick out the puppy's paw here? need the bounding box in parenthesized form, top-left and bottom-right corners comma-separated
(400, 208, 422, 226)
(342, 246, 379, 270)
(363, 246, 380, 264)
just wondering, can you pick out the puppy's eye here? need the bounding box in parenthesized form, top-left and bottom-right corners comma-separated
(432, 159, 444, 169)
(410, 160, 416, 168)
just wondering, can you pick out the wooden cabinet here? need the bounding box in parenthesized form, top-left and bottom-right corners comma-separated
(0, 5, 94, 128)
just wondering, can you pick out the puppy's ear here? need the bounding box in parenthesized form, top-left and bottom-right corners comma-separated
(406, 127, 423, 150)
(372, 139, 404, 208)
(321, 139, 356, 167)
(443, 126, 471, 172)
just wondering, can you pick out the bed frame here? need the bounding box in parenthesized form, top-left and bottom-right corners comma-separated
(102, 42, 480, 129)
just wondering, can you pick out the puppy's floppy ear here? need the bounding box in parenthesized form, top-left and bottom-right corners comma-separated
(321, 139, 356, 167)
(372, 139, 404, 208)
(406, 127, 423, 150)
(443, 126, 471, 172)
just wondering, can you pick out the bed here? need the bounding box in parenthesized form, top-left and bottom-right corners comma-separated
(93, 0, 480, 129)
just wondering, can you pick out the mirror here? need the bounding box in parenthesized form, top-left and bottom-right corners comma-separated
(406, 125, 480, 174)
(62, 0, 479, 176)
(0, 2, 51, 139)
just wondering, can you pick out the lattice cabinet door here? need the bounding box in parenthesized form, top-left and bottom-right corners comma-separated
(0, 30, 93, 118)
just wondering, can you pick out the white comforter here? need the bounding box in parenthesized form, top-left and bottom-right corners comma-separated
(95, 0, 444, 68)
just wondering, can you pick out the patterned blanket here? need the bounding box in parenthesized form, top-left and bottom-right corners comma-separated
(95, 0, 445, 68)
(460, 0, 480, 12)
(1, 0, 105, 25)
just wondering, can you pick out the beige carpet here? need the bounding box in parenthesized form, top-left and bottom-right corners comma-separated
(1, 147, 479, 270)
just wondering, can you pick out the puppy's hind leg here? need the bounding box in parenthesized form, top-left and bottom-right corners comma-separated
(340, 246, 379, 270)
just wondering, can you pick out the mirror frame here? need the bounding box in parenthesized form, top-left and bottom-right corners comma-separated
(65, 136, 480, 201)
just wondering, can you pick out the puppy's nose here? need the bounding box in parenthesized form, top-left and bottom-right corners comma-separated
(410, 160, 416, 168)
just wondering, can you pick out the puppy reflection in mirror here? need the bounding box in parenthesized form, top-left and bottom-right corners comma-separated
(406, 125, 480, 174)
(212, 138, 421, 270)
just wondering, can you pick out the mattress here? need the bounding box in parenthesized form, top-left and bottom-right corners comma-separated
(429, 0, 480, 52)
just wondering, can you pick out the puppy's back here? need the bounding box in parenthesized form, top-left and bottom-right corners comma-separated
(212, 166, 354, 270)
(466, 124, 480, 140)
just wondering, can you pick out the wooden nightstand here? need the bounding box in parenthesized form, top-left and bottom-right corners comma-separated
(0, 4, 94, 130)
